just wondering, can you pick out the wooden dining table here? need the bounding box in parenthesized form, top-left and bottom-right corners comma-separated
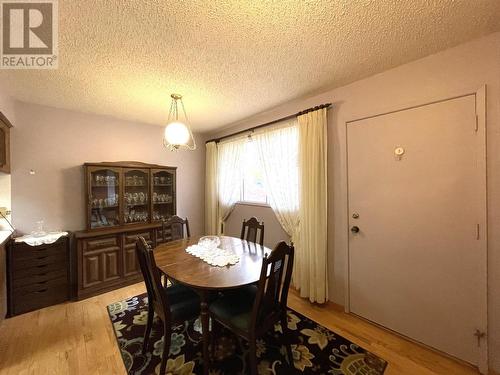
(153, 235, 272, 375)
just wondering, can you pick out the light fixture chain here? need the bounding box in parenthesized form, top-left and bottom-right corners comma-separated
(179, 98, 196, 150)
(168, 98, 176, 123)
(174, 97, 178, 121)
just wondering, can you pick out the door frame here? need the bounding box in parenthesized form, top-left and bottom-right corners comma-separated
(342, 86, 488, 373)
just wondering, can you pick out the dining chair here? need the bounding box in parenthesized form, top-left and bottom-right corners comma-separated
(135, 237, 200, 375)
(209, 241, 295, 375)
(240, 217, 265, 246)
(162, 215, 190, 241)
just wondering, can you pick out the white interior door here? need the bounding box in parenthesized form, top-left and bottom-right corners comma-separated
(347, 94, 487, 369)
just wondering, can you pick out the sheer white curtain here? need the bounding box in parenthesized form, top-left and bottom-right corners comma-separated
(297, 108, 328, 303)
(217, 138, 246, 234)
(252, 120, 301, 257)
(205, 141, 218, 235)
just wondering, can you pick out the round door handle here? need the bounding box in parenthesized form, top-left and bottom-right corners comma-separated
(351, 226, 360, 233)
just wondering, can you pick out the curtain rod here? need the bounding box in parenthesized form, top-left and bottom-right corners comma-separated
(205, 103, 332, 144)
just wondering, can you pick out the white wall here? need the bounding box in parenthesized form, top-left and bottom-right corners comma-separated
(208, 32, 500, 371)
(10, 101, 206, 235)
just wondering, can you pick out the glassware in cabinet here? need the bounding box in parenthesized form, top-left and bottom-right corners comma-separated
(123, 168, 150, 224)
(88, 168, 120, 229)
(151, 169, 176, 222)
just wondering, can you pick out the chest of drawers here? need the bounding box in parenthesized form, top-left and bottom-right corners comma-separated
(6, 236, 71, 317)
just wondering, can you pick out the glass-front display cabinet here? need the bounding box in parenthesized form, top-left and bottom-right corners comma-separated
(84, 162, 176, 231)
(123, 168, 149, 225)
(151, 169, 176, 222)
(88, 167, 121, 229)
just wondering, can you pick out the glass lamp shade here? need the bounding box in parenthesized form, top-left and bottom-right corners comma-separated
(164, 121, 191, 146)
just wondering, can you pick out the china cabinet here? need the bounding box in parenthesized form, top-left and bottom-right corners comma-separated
(0, 111, 13, 174)
(85, 162, 177, 230)
(75, 162, 177, 299)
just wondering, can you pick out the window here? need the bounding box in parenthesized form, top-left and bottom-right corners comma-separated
(241, 140, 269, 204)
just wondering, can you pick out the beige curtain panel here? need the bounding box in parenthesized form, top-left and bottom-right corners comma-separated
(296, 108, 329, 303)
(205, 141, 218, 235)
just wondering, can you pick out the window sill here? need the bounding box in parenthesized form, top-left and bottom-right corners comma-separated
(235, 201, 271, 208)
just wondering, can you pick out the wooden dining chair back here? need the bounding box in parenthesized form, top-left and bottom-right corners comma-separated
(251, 241, 294, 334)
(208, 241, 294, 375)
(240, 217, 265, 246)
(136, 237, 171, 323)
(135, 237, 200, 375)
(163, 215, 190, 241)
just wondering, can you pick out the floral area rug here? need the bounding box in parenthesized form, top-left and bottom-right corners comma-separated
(107, 293, 387, 374)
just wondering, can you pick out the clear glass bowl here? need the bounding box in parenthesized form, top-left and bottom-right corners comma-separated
(198, 235, 221, 250)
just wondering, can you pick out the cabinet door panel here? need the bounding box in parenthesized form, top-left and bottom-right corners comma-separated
(123, 168, 150, 225)
(104, 251, 120, 281)
(123, 231, 153, 277)
(83, 254, 102, 288)
(86, 166, 122, 230)
(123, 247, 138, 277)
(151, 168, 176, 222)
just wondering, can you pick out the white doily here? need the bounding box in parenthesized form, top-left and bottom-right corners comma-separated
(186, 244, 240, 267)
(14, 231, 68, 246)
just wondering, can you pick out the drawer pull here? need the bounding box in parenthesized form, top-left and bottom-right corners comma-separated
(36, 265, 48, 268)
(37, 256, 48, 260)
(37, 281, 47, 285)
(36, 288, 48, 293)
(37, 272, 47, 277)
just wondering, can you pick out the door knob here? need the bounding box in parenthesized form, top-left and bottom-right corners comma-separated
(351, 226, 360, 234)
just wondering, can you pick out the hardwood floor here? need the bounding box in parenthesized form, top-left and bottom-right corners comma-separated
(0, 283, 482, 375)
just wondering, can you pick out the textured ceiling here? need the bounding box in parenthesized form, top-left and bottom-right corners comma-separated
(1, 0, 499, 132)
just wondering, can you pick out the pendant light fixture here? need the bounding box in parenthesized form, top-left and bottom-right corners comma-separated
(163, 94, 196, 151)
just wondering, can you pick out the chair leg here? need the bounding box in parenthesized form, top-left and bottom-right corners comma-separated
(281, 314, 294, 367)
(142, 304, 154, 354)
(159, 322, 171, 375)
(210, 319, 217, 360)
(248, 336, 258, 375)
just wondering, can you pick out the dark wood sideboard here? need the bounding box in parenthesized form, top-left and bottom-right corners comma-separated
(74, 161, 177, 300)
(74, 223, 176, 299)
(6, 236, 71, 317)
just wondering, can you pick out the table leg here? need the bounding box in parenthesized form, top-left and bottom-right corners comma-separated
(200, 290, 210, 375)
